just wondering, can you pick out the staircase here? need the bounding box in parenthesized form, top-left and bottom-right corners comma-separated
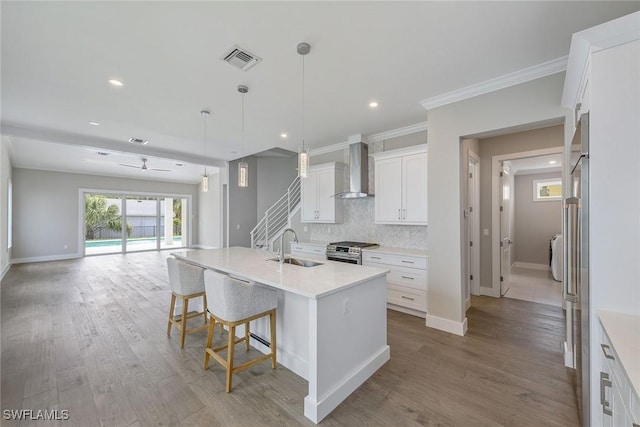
(250, 176, 301, 250)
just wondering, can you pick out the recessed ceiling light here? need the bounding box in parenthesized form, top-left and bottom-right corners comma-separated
(369, 101, 379, 108)
(549, 160, 557, 165)
(89, 121, 100, 126)
(128, 137, 149, 145)
(109, 79, 124, 87)
(280, 133, 288, 139)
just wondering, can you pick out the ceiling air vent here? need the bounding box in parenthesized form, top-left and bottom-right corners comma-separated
(128, 137, 149, 145)
(222, 45, 261, 71)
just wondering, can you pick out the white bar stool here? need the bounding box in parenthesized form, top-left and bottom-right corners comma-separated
(166, 258, 208, 348)
(203, 269, 277, 392)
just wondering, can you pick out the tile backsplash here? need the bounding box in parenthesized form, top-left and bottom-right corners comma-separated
(309, 197, 428, 249)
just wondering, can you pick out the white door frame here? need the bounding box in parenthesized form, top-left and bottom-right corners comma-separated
(468, 151, 481, 298)
(490, 147, 564, 297)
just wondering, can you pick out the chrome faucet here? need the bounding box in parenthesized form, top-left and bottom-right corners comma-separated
(278, 228, 299, 263)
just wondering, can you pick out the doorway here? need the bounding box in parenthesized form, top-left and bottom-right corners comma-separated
(492, 150, 564, 306)
(82, 190, 190, 256)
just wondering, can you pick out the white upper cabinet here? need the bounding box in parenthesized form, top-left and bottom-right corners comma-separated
(373, 145, 428, 225)
(301, 162, 345, 223)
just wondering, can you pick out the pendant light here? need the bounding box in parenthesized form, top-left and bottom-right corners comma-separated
(200, 109, 210, 192)
(238, 85, 249, 188)
(297, 42, 310, 178)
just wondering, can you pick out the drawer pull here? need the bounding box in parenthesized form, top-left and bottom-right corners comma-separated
(370, 256, 381, 260)
(401, 260, 415, 264)
(401, 276, 415, 280)
(600, 372, 613, 416)
(600, 344, 615, 360)
(401, 296, 415, 301)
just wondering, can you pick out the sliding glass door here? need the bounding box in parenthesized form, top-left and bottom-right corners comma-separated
(84, 193, 124, 255)
(83, 191, 189, 256)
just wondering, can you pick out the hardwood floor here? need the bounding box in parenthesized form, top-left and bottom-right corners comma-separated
(1, 252, 579, 426)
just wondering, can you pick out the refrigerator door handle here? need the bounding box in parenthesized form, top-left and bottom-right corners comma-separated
(564, 197, 579, 303)
(600, 371, 613, 416)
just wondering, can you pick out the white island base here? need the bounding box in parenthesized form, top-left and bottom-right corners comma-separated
(173, 248, 390, 423)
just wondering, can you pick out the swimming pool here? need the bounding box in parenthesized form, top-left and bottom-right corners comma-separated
(85, 237, 183, 248)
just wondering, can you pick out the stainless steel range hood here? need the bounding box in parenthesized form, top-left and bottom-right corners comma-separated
(334, 135, 372, 199)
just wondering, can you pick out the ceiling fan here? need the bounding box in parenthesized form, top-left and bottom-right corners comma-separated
(119, 158, 170, 172)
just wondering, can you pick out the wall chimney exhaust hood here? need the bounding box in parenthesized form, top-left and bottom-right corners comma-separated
(334, 134, 372, 199)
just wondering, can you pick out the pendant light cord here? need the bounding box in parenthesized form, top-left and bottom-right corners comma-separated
(241, 92, 245, 162)
(302, 53, 305, 151)
(203, 113, 207, 176)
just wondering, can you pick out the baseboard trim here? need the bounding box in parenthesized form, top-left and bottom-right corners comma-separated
(563, 341, 574, 368)
(191, 245, 218, 250)
(11, 253, 82, 264)
(465, 297, 472, 311)
(480, 286, 500, 298)
(512, 261, 550, 271)
(304, 345, 390, 423)
(1, 262, 10, 281)
(425, 314, 468, 336)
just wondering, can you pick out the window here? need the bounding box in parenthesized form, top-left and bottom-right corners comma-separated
(533, 179, 562, 201)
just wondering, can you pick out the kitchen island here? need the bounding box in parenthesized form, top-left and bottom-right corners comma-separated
(172, 247, 390, 423)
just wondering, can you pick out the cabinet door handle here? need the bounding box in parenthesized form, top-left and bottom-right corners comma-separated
(600, 371, 613, 416)
(401, 276, 415, 280)
(371, 256, 381, 260)
(401, 296, 414, 301)
(401, 260, 415, 264)
(398, 209, 401, 220)
(403, 208, 406, 219)
(601, 344, 615, 360)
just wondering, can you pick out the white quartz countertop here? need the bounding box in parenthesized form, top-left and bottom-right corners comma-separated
(598, 310, 640, 397)
(172, 247, 388, 299)
(363, 246, 428, 258)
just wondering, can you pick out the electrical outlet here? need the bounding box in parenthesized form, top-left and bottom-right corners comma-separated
(303, 226, 308, 232)
(63, 244, 68, 250)
(483, 228, 489, 236)
(236, 224, 241, 230)
(327, 227, 331, 233)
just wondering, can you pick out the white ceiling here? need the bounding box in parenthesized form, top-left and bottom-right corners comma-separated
(2, 1, 639, 184)
(507, 153, 563, 176)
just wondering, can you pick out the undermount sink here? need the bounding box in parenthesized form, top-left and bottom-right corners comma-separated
(269, 257, 323, 267)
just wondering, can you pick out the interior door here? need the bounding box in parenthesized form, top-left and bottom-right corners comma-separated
(499, 162, 513, 296)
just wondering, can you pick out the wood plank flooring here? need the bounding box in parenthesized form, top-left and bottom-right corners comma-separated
(1, 252, 579, 426)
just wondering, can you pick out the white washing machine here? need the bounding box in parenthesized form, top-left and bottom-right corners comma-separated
(550, 234, 563, 282)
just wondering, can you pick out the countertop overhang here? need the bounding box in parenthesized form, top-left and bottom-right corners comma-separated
(172, 247, 389, 299)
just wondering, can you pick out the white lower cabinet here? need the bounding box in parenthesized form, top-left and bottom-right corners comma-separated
(599, 318, 640, 427)
(290, 242, 327, 261)
(363, 250, 427, 317)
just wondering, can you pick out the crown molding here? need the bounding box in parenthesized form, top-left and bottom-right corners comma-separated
(309, 121, 428, 155)
(420, 56, 568, 111)
(562, 11, 640, 109)
(367, 121, 428, 144)
(309, 140, 350, 156)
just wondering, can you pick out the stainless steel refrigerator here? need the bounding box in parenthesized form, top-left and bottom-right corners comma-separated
(564, 112, 589, 425)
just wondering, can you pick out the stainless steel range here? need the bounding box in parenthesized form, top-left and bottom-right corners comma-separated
(326, 241, 379, 264)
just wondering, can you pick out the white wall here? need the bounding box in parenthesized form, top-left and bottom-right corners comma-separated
(426, 73, 567, 335)
(11, 168, 199, 262)
(0, 137, 12, 278)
